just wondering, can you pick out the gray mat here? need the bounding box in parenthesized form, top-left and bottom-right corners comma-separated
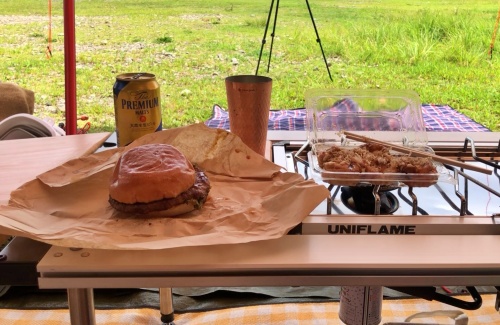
(0, 287, 341, 313)
(0, 286, 495, 313)
(0, 286, 373, 313)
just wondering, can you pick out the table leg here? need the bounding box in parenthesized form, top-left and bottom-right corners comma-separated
(159, 287, 175, 323)
(67, 288, 96, 325)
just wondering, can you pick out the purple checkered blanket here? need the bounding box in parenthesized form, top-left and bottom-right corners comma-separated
(205, 103, 490, 132)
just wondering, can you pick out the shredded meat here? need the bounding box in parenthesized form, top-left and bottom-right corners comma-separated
(317, 144, 436, 174)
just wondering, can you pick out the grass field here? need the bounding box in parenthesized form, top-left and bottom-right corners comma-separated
(1, 0, 499, 132)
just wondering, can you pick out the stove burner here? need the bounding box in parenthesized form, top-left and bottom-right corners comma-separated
(340, 186, 399, 215)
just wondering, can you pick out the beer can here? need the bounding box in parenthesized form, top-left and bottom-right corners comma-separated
(113, 73, 162, 146)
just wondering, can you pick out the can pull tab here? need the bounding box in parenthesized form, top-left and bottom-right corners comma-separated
(384, 310, 468, 325)
(132, 73, 144, 79)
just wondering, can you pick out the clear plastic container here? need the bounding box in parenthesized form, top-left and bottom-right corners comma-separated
(305, 89, 445, 187)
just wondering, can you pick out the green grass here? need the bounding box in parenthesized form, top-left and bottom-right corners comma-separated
(1, 0, 499, 131)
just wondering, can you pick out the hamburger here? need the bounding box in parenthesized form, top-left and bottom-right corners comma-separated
(108, 143, 211, 216)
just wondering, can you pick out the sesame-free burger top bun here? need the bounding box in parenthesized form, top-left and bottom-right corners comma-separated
(109, 144, 196, 204)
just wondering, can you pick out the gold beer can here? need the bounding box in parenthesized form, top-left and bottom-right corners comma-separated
(113, 73, 162, 146)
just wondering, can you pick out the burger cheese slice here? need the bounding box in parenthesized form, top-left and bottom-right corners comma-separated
(108, 144, 211, 216)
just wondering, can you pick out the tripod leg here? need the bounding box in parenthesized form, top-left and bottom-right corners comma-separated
(256, 0, 276, 75)
(266, 0, 280, 72)
(305, 0, 333, 81)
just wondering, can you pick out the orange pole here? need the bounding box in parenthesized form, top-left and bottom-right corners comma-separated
(489, 5, 500, 59)
(46, 0, 52, 58)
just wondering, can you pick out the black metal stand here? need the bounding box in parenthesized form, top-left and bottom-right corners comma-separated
(256, 0, 332, 81)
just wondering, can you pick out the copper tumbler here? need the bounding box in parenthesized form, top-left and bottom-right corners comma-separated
(225, 75, 272, 156)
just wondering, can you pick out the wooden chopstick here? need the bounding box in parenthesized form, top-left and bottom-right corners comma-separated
(342, 131, 493, 175)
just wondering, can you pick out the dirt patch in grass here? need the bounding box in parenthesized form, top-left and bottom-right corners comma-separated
(0, 15, 48, 24)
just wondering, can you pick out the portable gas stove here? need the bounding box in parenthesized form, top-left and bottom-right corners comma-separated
(271, 131, 500, 236)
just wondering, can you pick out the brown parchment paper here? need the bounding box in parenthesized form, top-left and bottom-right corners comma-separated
(0, 124, 329, 250)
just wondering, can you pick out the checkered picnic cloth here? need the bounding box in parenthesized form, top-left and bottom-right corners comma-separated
(205, 103, 490, 132)
(422, 104, 490, 132)
(0, 294, 498, 324)
(205, 104, 306, 131)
